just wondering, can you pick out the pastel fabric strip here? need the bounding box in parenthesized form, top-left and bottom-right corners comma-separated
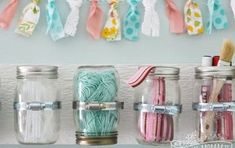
(0, 0, 19, 29)
(165, 0, 185, 34)
(101, 0, 121, 41)
(207, 0, 228, 34)
(64, 0, 83, 37)
(142, 0, 160, 37)
(231, 0, 235, 19)
(46, 0, 65, 41)
(184, 0, 204, 35)
(87, 0, 104, 39)
(123, 0, 141, 41)
(15, 1, 40, 37)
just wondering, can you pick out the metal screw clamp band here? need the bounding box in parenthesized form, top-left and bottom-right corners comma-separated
(134, 102, 182, 115)
(192, 101, 235, 112)
(14, 101, 61, 111)
(73, 101, 124, 111)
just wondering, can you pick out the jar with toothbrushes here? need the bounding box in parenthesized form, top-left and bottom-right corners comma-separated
(193, 66, 235, 144)
(128, 66, 182, 145)
(192, 40, 235, 144)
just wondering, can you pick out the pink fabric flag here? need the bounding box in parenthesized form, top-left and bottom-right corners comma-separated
(165, 0, 185, 33)
(0, 0, 19, 29)
(86, 0, 103, 39)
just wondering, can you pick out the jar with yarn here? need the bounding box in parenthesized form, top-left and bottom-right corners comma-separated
(193, 66, 235, 144)
(14, 65, 61, 144)
(73, 65, 124, 145)
(128, 66, 182, 145)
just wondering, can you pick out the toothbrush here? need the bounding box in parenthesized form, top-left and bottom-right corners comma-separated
(199, 56, 213, 139)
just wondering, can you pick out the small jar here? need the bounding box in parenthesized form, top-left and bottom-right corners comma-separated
(14, 65, 61, 144)
(73, 66, 124, 145)
(133, 66, 182, 145)
(193, 66, 235, 143)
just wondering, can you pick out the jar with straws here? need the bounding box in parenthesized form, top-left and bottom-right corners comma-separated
(73, 65, 124, 145)
(128, 66, 182, 145)
(14, 65, 61, 144)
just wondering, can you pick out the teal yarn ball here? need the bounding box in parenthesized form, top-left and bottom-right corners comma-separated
(74, 69, 119, 136)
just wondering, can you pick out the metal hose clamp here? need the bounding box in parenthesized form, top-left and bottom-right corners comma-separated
(134, 102, 182, 115)
(73, 101, 124, 111)
(192, 101, 235, 112)
(14, 101, 61, 111)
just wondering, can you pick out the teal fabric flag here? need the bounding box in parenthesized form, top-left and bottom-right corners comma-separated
(123, 0, 141, 41)
(46, 0, 65, 41)
(207, 0, 228, 34)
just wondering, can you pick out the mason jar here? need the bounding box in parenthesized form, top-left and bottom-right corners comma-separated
(193, 66, 235, 144)
(73, 66, 124, 145)
(14, 65, 61, 144)
(133, 66, 182, 145)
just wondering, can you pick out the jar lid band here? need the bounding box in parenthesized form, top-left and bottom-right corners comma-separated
(75, 131, 118, 145)
(195, 66, 235, 78)
(14, 101, 61, 111)
(133, 102, 182, 115)
(17, 65, 58, 79)
(73, 101, 124, 111)
(76, 131, 118, 137)
(192, 102, 235, 112)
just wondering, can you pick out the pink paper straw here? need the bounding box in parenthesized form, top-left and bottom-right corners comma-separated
(222, 83, 233, 140)
(216, 93, 222, 138)
(145, 78, 159, 142)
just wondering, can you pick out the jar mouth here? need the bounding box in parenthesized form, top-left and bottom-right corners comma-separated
(77, 65, 115, 69)
(17, 65, 58, 79)
(195, 66, 235, 79)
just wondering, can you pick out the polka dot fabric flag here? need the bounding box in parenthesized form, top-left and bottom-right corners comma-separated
(123, 0, 141, 41)
(207, 0, 228, 34)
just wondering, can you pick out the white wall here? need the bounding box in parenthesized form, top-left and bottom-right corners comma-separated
(0, 0, 235, 64)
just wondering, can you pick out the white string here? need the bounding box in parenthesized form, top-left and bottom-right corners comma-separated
(17, 80, 59, 143)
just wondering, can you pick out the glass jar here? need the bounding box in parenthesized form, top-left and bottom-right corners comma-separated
(193, 66, 235, 143)
(73, 66, 124, 145)
(14, 65, 61, 144)
(133, 66, 182, 145)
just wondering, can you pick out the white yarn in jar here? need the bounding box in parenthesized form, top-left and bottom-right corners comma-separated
(15, 79, 59, 144)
